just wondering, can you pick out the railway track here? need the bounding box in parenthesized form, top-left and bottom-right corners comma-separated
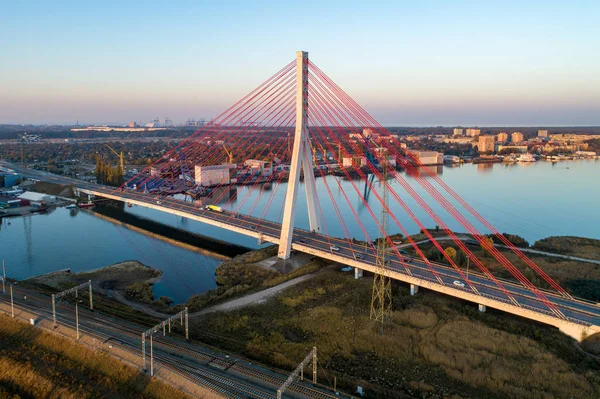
(0, 286, 344, 399)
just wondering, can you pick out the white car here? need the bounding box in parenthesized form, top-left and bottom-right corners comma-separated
(330, 245, 340, 252)
(453, 280, 465, 288)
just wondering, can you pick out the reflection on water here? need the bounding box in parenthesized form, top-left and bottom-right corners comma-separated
(477, 163, 494, 173)
(404, 165, 443, 178)
(129, 159, 600, 246)
(2, 159, 598, 305)
(0, 208, 221, 303)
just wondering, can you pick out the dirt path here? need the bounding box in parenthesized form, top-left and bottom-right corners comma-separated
(190, 273, 316, 317)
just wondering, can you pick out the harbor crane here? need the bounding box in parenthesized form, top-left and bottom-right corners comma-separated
(105, 144, 125, 174)
(222, 144, 234, 164)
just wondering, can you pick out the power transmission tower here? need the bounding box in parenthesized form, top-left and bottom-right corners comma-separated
(370, 155, 392, 333)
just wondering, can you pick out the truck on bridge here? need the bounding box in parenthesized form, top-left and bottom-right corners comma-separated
(205, 205, 224, 213)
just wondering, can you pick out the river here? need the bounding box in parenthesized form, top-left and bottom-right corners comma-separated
(1, 159, 598, 303)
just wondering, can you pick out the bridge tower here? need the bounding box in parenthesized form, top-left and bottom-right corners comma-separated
(370, 156, 393, 332)
(278, 51, 321, 259)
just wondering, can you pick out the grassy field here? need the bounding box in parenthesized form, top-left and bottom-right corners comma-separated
(186, 245, 327, 312)
(191, 269, 600, 399)
(532, 236, 600, 261)
(0, 315, 190, 399)
(401, 238, 600, 301)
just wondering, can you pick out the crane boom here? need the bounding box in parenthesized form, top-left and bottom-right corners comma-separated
(105, 144, 124, 174)
(222, 144, 233, 164)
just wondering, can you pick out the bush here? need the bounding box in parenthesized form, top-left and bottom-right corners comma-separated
(125, 281, 153, 303)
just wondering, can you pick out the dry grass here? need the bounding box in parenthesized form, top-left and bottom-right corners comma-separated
(192, 270, 600, 399)
(0, 315, 190, 399)
(532, 236, 600, 261)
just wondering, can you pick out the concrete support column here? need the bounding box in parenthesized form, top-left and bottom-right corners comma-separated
(410, 284, 419, 296)
(354, 268, 363, 279)
(478, 304, 486, 313)
(278, 51, 320, 259)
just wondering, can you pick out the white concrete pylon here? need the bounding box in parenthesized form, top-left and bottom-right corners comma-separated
(278, 51, 321, 259)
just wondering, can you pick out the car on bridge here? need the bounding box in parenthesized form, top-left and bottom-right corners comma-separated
(354, 253, 364, 259)
(330, 245, 340, 252)
(453, 280, 465, 288)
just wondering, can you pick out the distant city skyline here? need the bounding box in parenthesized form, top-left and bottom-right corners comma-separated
(1, 1, 599, 125)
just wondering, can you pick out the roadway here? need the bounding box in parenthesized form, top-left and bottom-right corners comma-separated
(3, 162, 600, 334)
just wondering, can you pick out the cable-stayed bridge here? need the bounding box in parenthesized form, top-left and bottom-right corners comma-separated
(5, 51, 599, 341)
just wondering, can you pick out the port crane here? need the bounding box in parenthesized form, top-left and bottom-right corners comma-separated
(222, 144, 234, 164)
(105, 144, 125, 174)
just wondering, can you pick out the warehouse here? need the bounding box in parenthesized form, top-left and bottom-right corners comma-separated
(194, 164, 237, 187)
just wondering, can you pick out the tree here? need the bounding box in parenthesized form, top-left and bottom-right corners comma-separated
(444, 247, 457, 260)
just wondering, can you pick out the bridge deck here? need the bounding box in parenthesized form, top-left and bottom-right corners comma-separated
(5, 163, 600, 340)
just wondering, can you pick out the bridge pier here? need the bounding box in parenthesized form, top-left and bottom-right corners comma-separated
(478, 304, 486, 313)
(354, 268, 363, 279)
(410, 284, 419, 296)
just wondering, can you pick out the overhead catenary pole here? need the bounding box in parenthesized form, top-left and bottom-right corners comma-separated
(277, 347, 317, 399)
(52, 294, 56, 328)
(278, 50, 321, 259)
(150, 334, 154, 376)
(142, 333, 146, 369)
(10, 284, 14, 318)
(76, 301, 79, 340)
(52, 281, 93, 329)
(89, 280, 93, 310)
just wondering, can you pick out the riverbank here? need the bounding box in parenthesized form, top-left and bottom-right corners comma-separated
(92, 202, 250, 258)
(21, 261, 167, 325)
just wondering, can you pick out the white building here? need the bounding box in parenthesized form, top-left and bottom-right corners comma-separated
(18, 191, 51, 202)
(194, 164, 236, 186)
(453, 128, 464, 136)
(408, 151, 444, 165)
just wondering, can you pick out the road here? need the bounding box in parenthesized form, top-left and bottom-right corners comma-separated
(4, 162, 600, 331)
(396, 237, 600, 265)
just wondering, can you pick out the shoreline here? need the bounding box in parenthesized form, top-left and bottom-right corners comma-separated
(90, 202, 251, 258)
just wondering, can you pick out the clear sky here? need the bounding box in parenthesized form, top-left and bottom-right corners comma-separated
(1, 0, 599, 126)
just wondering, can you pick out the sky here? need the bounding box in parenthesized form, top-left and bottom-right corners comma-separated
(1, 0, 599, 126)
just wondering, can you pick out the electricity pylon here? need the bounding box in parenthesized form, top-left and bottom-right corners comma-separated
(370, 155, 392, 333)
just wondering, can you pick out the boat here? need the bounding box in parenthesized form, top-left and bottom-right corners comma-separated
(65, 204, 77, 209)
(516, 153, 536, 162)
(77, 201, 95, 208)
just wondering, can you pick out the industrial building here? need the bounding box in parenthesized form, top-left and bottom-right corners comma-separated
(194, 164, 237, 186)
(408, 151, 444, 166)
(342, 156, 367, 167)
(0, 173, 21, 188)
(244, 160, 273, 177)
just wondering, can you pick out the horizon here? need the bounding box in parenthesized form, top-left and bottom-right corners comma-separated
(1, 1, 599, 125)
